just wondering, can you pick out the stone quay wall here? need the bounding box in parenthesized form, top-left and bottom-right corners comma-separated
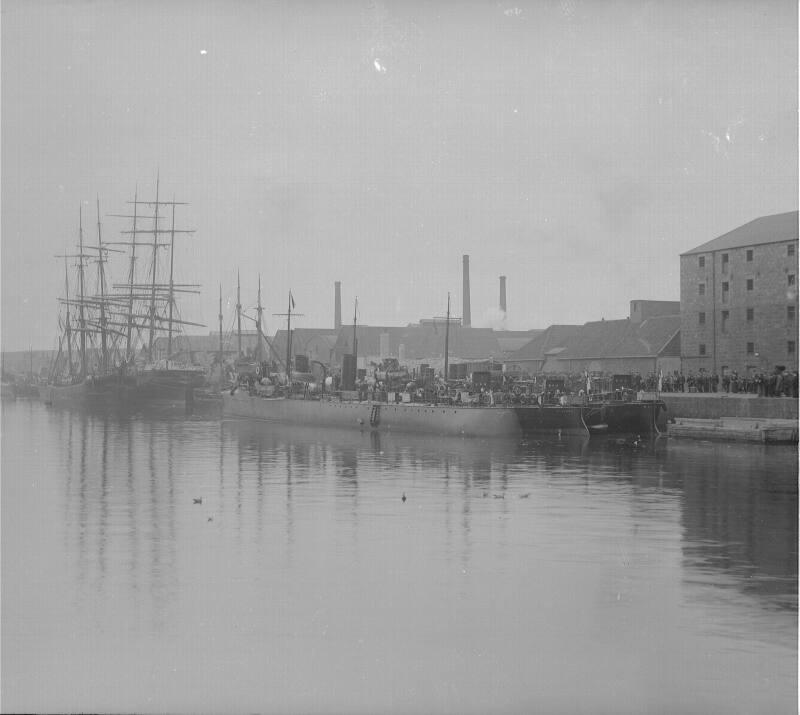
(661, 393, 798, 420)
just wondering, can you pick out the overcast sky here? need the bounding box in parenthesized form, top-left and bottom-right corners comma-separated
(2, 0, 797, 351)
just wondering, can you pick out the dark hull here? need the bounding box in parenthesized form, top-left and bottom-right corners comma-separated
(39, 374, 137, 406)
(515, 400, 665, 437)
(124, 369, 207, 405)
(585, 400, 664, 434)
(40, 369, 206, 408)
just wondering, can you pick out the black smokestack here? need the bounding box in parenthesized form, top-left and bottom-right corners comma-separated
(462, 255, 471, 327)
(499, 275, 507, 314)
(334, 281, 342, 330)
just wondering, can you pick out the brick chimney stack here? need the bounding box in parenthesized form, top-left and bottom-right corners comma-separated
(334, 281, 342, 330)
(462, 255, 471, 327)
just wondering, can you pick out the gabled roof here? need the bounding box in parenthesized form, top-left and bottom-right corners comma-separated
(510, 325, 582, 361)
(511, 314, 680, 363)
(497, 336, 537, 354)
(626, 314, 681, 356)
(557, 319, 632, 359)
(682, 211, 799, 255)
(562, 315, 680, 359)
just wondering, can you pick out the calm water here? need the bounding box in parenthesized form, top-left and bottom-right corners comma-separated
(2, 399, 797, 714)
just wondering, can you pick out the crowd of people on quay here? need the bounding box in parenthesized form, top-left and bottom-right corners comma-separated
(654, 369, 798, 397)
(231, 357, 799, 402)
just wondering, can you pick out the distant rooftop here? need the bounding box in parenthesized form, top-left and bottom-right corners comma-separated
(682, 211, 799, 256)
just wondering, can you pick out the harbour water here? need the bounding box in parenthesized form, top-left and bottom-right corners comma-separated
(2, 399, 797, 714)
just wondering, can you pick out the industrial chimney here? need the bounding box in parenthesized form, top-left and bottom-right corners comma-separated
(462, 255, 471, 327)
(499, 275, 507, 314)
(334, 281, 342, 330)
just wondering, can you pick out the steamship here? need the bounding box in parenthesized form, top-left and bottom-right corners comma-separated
(222, 281, 665, 439)
(222, 386, 664, 438)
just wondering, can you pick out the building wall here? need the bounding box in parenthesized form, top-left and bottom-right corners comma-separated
(681, 239, 799, 374)
(629, 300, 680, 323)
(504, 359, 543, 376)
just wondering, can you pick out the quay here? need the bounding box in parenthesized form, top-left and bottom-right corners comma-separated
(661, 393, 798, 443)
(660, 392, 798, 421)
(667, 417, 798, 444)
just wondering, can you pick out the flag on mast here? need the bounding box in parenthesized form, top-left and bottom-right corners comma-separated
(290, 291, 295, 309)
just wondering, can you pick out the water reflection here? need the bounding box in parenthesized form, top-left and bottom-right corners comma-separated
(3, 400, 796, 713)
(677, 443, 798, 612)
(42, 406, 800, 624)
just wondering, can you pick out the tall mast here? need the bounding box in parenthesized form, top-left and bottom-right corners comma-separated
(352, 298, 358, 364)
(256, 274, 264, 361)
(125, 186, 138, 359)
(78, 206, 87, 380)
(444, 292, 450, 384)
(64, 256, 73, 376)
(237, 269, 242, 358)
(96, 196, 108, 373)
(273, 294, 302, 381)
(147, 173, 161, 360)
(218, 283, 223, 376)
(285, 291, 293, 383)
(166, 197, 177, 363)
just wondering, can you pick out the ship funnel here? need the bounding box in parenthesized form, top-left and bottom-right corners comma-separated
(334, 281, 342, 330)
(462, 255, 471, 327)
(499, 275, 507, 314)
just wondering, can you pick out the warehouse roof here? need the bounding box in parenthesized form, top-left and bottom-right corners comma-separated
(682, 211, 798, 255)
(509, 315, 680, 362)
(510, 325, 582, 361)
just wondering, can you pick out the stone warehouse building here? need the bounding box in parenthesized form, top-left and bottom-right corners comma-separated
(680, 211, 799, 375)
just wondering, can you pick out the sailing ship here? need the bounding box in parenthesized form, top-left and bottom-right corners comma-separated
(107, 178, 206, 404)
(42, 179, 206, 407)
(40, 201, 134, 406)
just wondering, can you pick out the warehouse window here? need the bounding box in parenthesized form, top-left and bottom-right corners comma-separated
(722, 253, 729, 273)
(698, 311, 705, 325)
(746, 307, 754, 321)
(698, 256, 705, 268)
(789, 274, 796, 287)
(699, 344, 706, 356)
(746, 249, 753, 262)
(746, 278, 753, 291)
(698, 283, 705, 296)
(721, 310, 729, 333)
(789, 341, 796, 355)
(746, 342, 755, 355)
(789, 305, 796, 322)
(721, 281, 729, 302)
(789, 244, 796, 257)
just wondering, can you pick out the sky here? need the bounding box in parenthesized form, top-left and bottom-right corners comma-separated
(2, 0, 797, 352)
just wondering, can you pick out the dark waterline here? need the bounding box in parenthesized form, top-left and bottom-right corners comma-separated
(2, 400, 797, 714)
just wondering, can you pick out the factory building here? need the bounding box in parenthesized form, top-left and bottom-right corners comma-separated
(680, 211, 799, 375)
